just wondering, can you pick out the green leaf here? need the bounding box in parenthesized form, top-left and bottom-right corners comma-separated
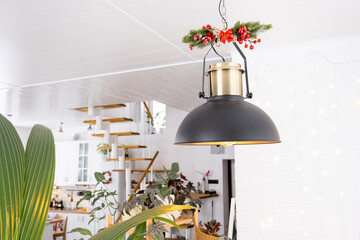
(69, 227, 93, 237)
(19, 124, 56, 239)
(159, 187, 172, 198)
(127, 222, 146, 240)
(153, 217, 182, 231)
(170, 163, 179, 175)
(0, 114, 24, 240)
(154, 172, 167, 185)
(94, 172, 105, 182)
(90, 205, 196, 240)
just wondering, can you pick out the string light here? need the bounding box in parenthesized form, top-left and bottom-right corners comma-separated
(329, 84, 336, 89)
(308, 89, 316, 95)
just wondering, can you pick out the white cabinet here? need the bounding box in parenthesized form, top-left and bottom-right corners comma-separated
(54, 141, 100, 186)
(54, 142, 78, 186)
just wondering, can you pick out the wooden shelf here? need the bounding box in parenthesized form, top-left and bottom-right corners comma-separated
(99, 145, 146, 150)
(190, 193, 219, 199)
(106, 158, 152, 161)
(112, 169, 169, 173)
(75, 104, 126, 112)
(83, 117, 133, 124)
(92, 132, 140, 137)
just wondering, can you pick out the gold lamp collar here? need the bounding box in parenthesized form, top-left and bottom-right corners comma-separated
(208, 62, 244, 97)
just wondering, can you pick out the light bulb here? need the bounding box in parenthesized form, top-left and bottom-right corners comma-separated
(220, 142, 236, 146)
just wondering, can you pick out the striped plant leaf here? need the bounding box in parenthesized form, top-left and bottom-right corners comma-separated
(0, 114, 24, 240)
(0, 114, 55, 240)
(19, 125, 55, 239)
(90, 205, 196, 240)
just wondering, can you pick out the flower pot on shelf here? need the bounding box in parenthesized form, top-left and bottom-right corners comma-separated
(197, 228, 221, 240)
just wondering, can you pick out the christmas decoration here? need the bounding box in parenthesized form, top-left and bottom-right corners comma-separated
(182, 21, 272, 50)
(102, 171, 112, 184)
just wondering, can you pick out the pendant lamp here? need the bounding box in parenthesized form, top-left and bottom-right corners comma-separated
(175, 43, 280, 146)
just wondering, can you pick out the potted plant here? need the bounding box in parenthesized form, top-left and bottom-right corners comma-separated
(96, 143, 111, 160)
(0, 114, 56, 239)
(70, 171, 195, 239)
(197, 220, 227, 240)
(121, 162, 202, 222)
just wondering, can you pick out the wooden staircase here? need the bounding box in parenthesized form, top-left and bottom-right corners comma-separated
(76, 102, 165, 225)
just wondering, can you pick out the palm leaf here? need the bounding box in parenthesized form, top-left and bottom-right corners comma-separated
(19, 125, 55, 239)
(90, 205, 195, 240)
(0, 114, 24, 240)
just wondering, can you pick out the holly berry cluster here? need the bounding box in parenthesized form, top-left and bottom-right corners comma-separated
(190, 24, 216, 50)
(235, 25, 261, 50)
(182, 21, 272, 50)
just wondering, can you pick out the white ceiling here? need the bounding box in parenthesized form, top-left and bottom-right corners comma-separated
(0, 0, 359, 128)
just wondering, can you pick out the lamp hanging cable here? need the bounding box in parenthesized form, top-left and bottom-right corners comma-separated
(219, 0, 228, 30)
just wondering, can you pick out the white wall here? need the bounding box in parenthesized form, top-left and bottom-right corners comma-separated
(232, 34, 360, 240)
(15, 126, 31, 147)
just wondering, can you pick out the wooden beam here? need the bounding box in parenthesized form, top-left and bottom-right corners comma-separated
(143, 101, 154, 123)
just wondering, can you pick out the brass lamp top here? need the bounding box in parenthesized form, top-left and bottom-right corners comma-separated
(208, 62, 244, 97)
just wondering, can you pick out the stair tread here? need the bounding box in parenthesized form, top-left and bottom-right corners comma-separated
(99, 145, 146, 150)
(92, 132, 140, 137)
(106, 158, 152, 161)
(112, 169, 169, 173)
(75, 104, 126, 112)
(84, 118, 133, 124)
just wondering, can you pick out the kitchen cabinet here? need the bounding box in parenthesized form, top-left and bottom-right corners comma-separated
(54, 141, 100, 186)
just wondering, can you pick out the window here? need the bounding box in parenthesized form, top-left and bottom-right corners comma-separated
(152, 100, 166, 129)
(78, 143, 89, 182)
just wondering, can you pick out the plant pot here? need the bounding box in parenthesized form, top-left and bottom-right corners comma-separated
(197, 228, 221, 240)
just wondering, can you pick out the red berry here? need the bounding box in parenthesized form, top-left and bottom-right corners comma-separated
(206, 24, 211, 30)
(203, 39, 208, 44)
(207, 36, 211, 41)
(238, 39, 243, 44)
(245, 44, 248, 48)
(246, 33, 251, 38)
(193, 35, 198, 40)
(250, 45, 254, 50)
(198, 34, 202, 38)
(202, 26, 206, 29)
(258, 39, 261, 42)
(190, 46, 193, 50)
(253, 40, 257, 44)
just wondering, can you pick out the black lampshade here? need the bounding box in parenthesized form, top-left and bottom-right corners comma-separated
(175, 95, 280, 146)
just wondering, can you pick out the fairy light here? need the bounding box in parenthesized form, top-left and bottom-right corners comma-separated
(317, 196, 323, 202)
(272, 155, 279, 163)
(331, 102, 338, 108)
(296, 166, 302, 172)
(298, 210, 305, 215)
(288, 86, 295, 92)
(312, 150, 320, 156)
(332, 125, 339, 131)
(329, 84, 336, 89)
(302, 186, 309, 192)
(339, 191, 344, 198)
(288, 102, 295, 109)
(354, 98, 360, 107)
(321, 169, 329, 176)
(265, 101, 272, 108)
(310, 128, 318, 136)
(318, 108, 326, 115)
(308, 89, 316, 95)
(335, 148, 342, 155)
(356, 79, 360, 84)
(304, 232, 309, 237)
(268, 80, 273, 85)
